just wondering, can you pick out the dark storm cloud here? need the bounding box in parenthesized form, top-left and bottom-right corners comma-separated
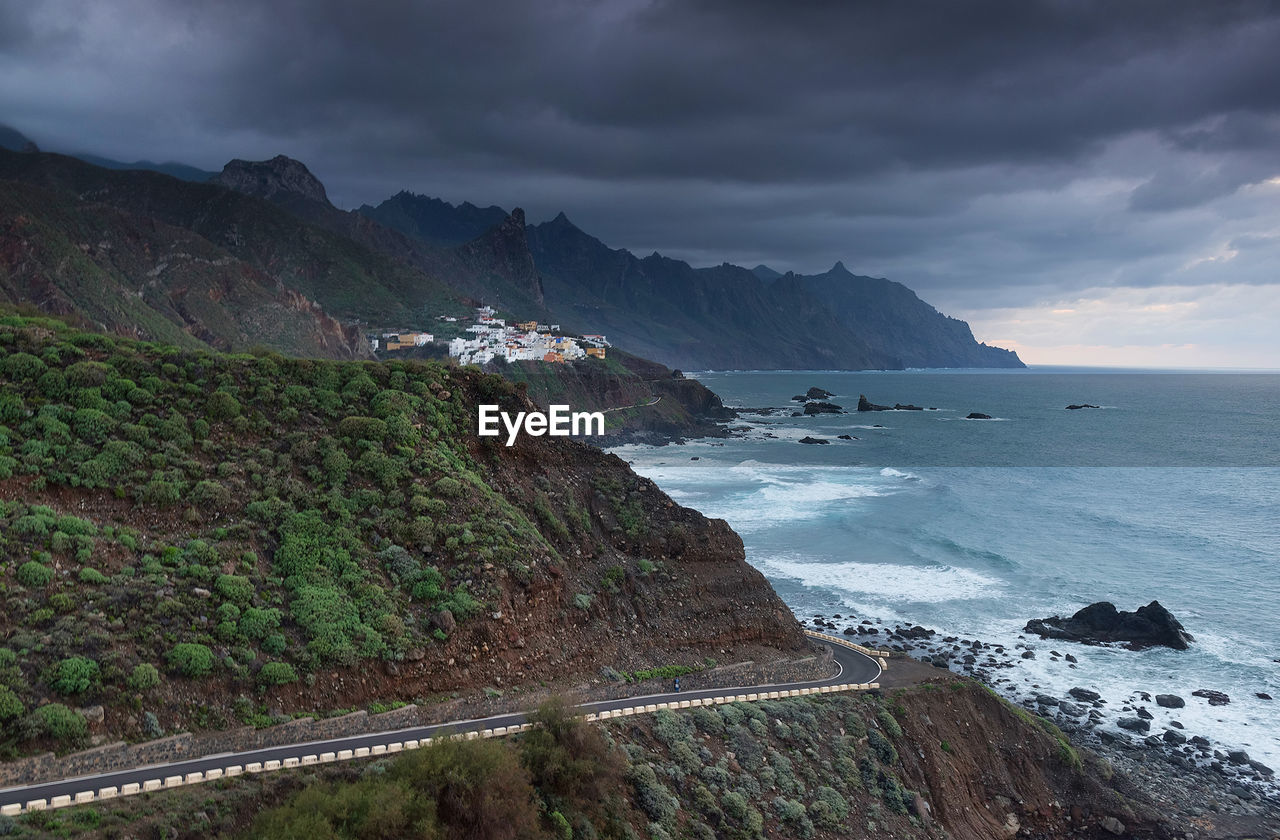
(3, 0, 1280, 362)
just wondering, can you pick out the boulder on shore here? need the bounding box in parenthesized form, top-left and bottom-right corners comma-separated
(1024, 601, 1193, 650)
(803, 401, 844, 415)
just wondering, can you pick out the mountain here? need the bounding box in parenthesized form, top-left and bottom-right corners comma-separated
(70, 154, 216, 183)
(358, 191, 509, 247)
(210, 156, 547, 317)
(526, 212, 898, 370)
(0, 179, 364, 357)
(0, 147, 470, 340)
(0, 125, 39, 153)
(365, 193, 1023, 370)
(787, 262, 1023, 368)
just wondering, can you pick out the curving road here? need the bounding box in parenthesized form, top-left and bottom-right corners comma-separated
(0, 634, 880, 810)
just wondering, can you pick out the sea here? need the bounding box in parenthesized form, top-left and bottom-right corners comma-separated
(610, 368, 1280, 767)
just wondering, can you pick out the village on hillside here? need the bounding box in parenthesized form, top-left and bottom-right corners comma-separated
(369, 306, 609, 366)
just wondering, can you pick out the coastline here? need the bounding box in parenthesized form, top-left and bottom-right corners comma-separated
(801, 610, 1280, 824)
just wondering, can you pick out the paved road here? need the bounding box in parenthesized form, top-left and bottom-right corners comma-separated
(0, 637, 879, 809)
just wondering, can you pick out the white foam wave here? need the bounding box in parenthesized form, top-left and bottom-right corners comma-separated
(759, 555, 1002, 603)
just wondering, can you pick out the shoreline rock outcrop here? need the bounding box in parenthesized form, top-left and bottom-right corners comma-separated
(1025, 601, 1193, 650)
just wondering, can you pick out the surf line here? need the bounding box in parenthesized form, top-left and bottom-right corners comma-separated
(477, 404, 605, 446)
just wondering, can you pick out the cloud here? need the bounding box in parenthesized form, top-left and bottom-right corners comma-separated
(2, 0, 1280, 365)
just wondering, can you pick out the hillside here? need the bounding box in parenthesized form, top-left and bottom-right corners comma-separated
(0, 181, 365, 358)
(0, 148, 470, 341)
(0, 311, 804, 759)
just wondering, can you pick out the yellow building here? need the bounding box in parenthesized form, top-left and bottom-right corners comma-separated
(585, 347, 606, 359)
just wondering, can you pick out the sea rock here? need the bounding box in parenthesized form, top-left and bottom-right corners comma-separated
(1256, 692, 1272, 700)
(1117, 717, 1151, 733)
(857, 394, 891, 411)
(1066, 404, 1101, 410)
(806, 386, 836, 400)
(1227, 750, 1250, 765)
(836, 434, 855, 440)
(798, 436, 830, 445)
(1068, 687, 1102, 703)
(1163, 729, 1188, 745)
(894, 403, 924, 411)
(803, 401, 844, 415)
(1155, 694, 1185, 708)
(1057, 701, 1086, 717)
(1023, 600, 1194, 650)
(791, 395, 807, 402)
(966, 412, 993, 419)
(1192, 689, 1230, 706)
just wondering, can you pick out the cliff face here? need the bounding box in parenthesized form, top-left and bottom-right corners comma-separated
(0, 313, 804, 757)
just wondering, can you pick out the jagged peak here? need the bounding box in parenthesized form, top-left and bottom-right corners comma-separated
(213, 154, 330, 205)
(830, 260, 851, 275)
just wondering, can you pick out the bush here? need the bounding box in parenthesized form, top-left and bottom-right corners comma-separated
(240, 607, 282, 641)
(257, 662, 298, 686)
(216, 573, 255, 606)
(33, 703, 88, 743)
(16, 561, 54, 588)
(206, 391, 241, 420)
(0, 685, 23, 721)
(2, 351, 46, 381)
(127, 663, 161, 692)
(79, 568, 108, 585)
(50, 657, 100, 695)
(167, 643, 215, 677)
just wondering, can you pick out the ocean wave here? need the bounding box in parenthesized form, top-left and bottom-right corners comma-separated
(758, 555, 1002, 602)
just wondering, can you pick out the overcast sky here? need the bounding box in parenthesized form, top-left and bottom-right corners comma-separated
(4, 0, 1280, 366)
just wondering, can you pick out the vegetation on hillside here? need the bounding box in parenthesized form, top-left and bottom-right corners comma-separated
(0, 310, 570, 755)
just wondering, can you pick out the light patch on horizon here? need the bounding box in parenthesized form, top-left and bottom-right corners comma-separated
(961, 283, 1280, 369)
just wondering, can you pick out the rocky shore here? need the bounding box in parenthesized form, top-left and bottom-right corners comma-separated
(803, 610, 1280, 828)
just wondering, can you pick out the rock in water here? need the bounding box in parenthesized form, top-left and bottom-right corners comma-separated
(803, 401, 844, 415)
(1024, 600, 1193, 650)
(1066, 403, 1101, 410)
(806, 386, 835, 400)
(798, 436, 830, 445)
(965, 412, 993, 419)
(857, 394, 891, 411)
(1191, 689, 1230, 706)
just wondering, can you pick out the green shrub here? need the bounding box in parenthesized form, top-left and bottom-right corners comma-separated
(337, 415, 387, 441)
(78, 568, 108, 585)
(240, 607, 282, 641)
(16, 561, 54, 588)
(215, 573, 255, 606)
(167, 643, 215, 677)
(124, 662, 161, 692)
(257, 662, 298, 686)
(0, 684, 23, 721)
(206, 391, 242, 420)
(50, 657, 99, 695)
(33, 703, 88, 744)
(2, 352, 46, 381)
